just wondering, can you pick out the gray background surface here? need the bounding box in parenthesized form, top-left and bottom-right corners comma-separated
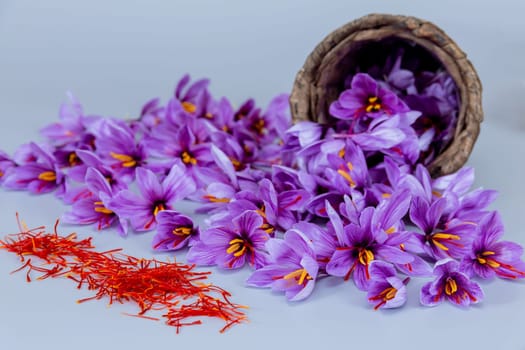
(1, 1, 525, 349)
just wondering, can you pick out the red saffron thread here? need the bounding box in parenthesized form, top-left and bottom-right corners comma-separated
(0, 217, 248, 333)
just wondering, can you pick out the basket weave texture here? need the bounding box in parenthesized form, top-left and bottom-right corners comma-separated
(289, 13, 483, 177)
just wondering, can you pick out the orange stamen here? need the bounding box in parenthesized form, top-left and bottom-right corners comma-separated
(203, 195, 230, 203)
(181, 101, 197, 114)
(173, 227, 193, 236)
(37, 171, 57, 182)
(110, 152, 137, 168)
(283, 268, 312, 285)
(365, 96, 382, 113)
(181, 151, 197, 165)
(94, 201, 113, 215)
(445, 277, 458, 296)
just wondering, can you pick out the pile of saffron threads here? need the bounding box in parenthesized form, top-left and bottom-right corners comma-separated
(0, 218, 247, 333)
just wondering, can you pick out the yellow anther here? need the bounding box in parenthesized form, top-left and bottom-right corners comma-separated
(384, 287, 397, 300)
(173, 226, 193, 236)
(283, 268, 312, 285)
(252, 119, 265, 134)
(365, 96, 382, 112)
(432, 190, 443, 198)
(37, 171, 57, 182)
(230, 158, 242, 170)
(153, 203, 166, 216)
(385, 227, 396, 234)
(94, 201, 113, 215)
(226, 244, 240, 255)
(203, 194, 230, 203)
(382, 193, 392, 198)
(432, 233, 460, 241)
(182, 101, 197, 113)
(482, 251, 496, 256)
(445, 278, 458, 296)
(476, 257, 487, 264)
(181, 151, 197, 165)
(205, 112, 214, 119)
(256, 205, 267, 219)
(110, 152, 137, 168)
(486, 259, 501, 268)
(346, 162, 354, 171)
(261, 223, 275, 234)
(337, 169, 356, 187)
(233, 245, 247, 257)
(227, 238, 247, 257)
(431, 239, 449, 251)
(68, 152, 80, 166)
(358, 249, 374, 266)
(338, 148, 345, 158)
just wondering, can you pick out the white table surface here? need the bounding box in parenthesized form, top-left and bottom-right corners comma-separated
(1, 1, 525, 349)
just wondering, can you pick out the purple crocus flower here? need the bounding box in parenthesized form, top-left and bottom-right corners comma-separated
(201, 97, 236, 134)
(383, 52, 416, 93)
(281, 121, 323, 167)
(325, 139, 369, 194)
(136, 97, 166, 130)
(246, 228, 319, 301)
(174, 74, 211, 118)
(367, 261, 408, 310)
(40, 92, 98, 147)
(329, 73, 409, 121)
(109, 163, 196, 232)
(0, 150, 15, 185)
(62, 167, 127, 236)
(460, 211, 525, 280)
(258, 178, 310, 232)
(325, 192, 414, 290)
(93, 119, 147, 179)
(420, 259, 483, 307)
(294, 220, 336, 271)
(409, 196, 476, 260)
(186, 210, 269, 269)
(152, 210, 198, 251)
(52, 146, 85, 170)
(68, 150, 127, 192)
(143, 124, 217, 188)
(2, 142, 65, 195)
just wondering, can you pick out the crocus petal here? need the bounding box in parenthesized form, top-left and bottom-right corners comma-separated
(135, 167, 163, 202)
(351, 127, 405, 150)
(233, 210, 264, 236)
(326, 248, 354, 277)
(246, 266, 292, 288)
(376, 245, 414, 264)
(210, 144, 238, 187)
(85, 167, 112, 197)
(326, 201, 346, 245)
(369, 260, 397, 279)
(420, 280, 442, 307)
(163, 161, 197, 202)
(186, 242, 223, 266)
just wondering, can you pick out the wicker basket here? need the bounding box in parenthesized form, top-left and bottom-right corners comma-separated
(289, 14, 483, 177)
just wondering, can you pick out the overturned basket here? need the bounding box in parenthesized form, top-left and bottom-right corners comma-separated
(289, 14, 483, 177)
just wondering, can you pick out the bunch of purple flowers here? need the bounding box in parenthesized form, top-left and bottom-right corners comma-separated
(1, 58, 524, 310)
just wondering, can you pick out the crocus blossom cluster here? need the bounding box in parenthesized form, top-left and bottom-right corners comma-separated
(1, 57, 524, 311)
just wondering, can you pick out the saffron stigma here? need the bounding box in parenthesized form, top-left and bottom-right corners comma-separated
(0, 217, 247, 334)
